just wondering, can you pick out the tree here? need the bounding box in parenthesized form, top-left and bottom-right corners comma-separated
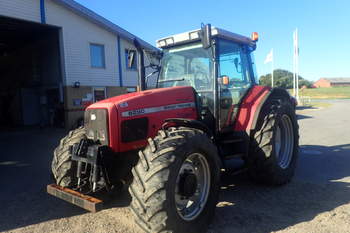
(259, 69, 313, 88)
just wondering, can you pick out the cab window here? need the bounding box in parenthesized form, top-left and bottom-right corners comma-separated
(218, 40, 251, 87)
(217, 39, 253, 129)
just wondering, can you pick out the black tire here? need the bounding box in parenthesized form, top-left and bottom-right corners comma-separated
(51, 127, 85, 187)
(248, 98, 299, 185)
(129, 127, 221, 233)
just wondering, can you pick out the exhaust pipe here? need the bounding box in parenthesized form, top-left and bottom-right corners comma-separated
(133, 39, 146, 91)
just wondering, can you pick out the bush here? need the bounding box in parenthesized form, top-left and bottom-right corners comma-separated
(259, 69, 313, 88)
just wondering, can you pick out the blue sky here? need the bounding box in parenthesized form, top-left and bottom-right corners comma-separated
(76, 0, 350, 81)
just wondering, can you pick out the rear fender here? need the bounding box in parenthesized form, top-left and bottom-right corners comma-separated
(233, 86, 292, 136)
(233, 85, 271, 134)
(249, 87, 292, 132)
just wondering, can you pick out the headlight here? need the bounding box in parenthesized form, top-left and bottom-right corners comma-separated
(84, 109, 109, 145)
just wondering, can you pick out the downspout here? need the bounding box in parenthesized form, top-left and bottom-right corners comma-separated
(40, 0, 46, 24)
(117, 36, 123, 87)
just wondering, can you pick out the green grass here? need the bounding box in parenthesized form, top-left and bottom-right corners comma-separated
(289, 87, 350, 99)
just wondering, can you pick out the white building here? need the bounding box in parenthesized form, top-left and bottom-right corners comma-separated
(0, 0, 157, 128)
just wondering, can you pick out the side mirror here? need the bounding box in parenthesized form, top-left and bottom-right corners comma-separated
(201, 24, 212, 49)
(233, 58, 242, 73)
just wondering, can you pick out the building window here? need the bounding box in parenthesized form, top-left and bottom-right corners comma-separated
(93, 87, 106, 102)
(90, 44, 105, 68)
(125, 49, 137, 70)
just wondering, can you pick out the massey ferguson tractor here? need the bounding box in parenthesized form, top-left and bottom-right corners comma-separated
(48, 25, 299, 233)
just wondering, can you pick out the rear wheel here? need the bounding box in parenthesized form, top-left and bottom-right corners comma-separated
(51, 127, 85, 187)
(129, 127, 221, 233)
(248, 98, 299, 185)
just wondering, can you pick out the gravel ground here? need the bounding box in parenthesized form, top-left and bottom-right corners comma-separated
(1, 99, 350, 233)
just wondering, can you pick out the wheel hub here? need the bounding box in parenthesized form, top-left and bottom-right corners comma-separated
(178, 172, 197, 198)
(276, 114, 294, 169)
(175, 153, 211, 221)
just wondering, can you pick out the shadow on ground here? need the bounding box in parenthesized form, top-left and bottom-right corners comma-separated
(297, 114, 313, 120)
(209, 143, 350, 233)
(296, 106, 317, 110)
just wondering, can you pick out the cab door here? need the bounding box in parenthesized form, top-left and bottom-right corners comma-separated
(217, 39, 254, 131)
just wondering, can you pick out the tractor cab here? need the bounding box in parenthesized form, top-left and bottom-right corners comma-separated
(156, 25, 259, 131)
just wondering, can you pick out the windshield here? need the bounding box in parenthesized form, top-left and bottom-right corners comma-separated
(158, 43, 213, 92)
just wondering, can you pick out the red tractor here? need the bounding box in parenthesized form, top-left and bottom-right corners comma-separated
(48, 25, 299, 233)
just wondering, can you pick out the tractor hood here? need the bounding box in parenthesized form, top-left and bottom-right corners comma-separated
(86, 86, 198, 152)
(88, 86, 197, 113)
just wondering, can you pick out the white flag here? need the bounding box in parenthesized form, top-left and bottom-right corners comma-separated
(264, 49, 273, 64)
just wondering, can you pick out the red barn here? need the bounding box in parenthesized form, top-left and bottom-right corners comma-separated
(314, 78, 350, 88)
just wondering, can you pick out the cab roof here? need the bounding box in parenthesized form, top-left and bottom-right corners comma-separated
(156, 27, 256, 49)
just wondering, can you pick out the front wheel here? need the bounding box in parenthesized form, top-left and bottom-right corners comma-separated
(129, 127, 221, 233)
(51, 127, 85, 187)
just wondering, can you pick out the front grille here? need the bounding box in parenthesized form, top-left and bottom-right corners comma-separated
(121, 117, 148, 143)
(84, 109, 109, 145)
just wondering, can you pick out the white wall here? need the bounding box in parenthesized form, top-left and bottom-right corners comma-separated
(45, 0, 120, 87)
(0, 0, 41, 22)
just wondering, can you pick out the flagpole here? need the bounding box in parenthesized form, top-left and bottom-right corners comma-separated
(264, 49, 273, 86)
(293, 30, 296, 97)
(271, 49, 274, 88)
(295, 28, 299, 101)
(293, 61, 296, 96)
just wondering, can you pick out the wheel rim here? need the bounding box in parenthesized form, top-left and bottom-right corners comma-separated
(175, 153, 211, 221)
(275, 114, 294, 169)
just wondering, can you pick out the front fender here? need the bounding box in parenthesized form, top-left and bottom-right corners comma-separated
(163, 118, 213, 139)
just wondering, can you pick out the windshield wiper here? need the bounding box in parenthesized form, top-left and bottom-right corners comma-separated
(158, 78, 185, 83)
